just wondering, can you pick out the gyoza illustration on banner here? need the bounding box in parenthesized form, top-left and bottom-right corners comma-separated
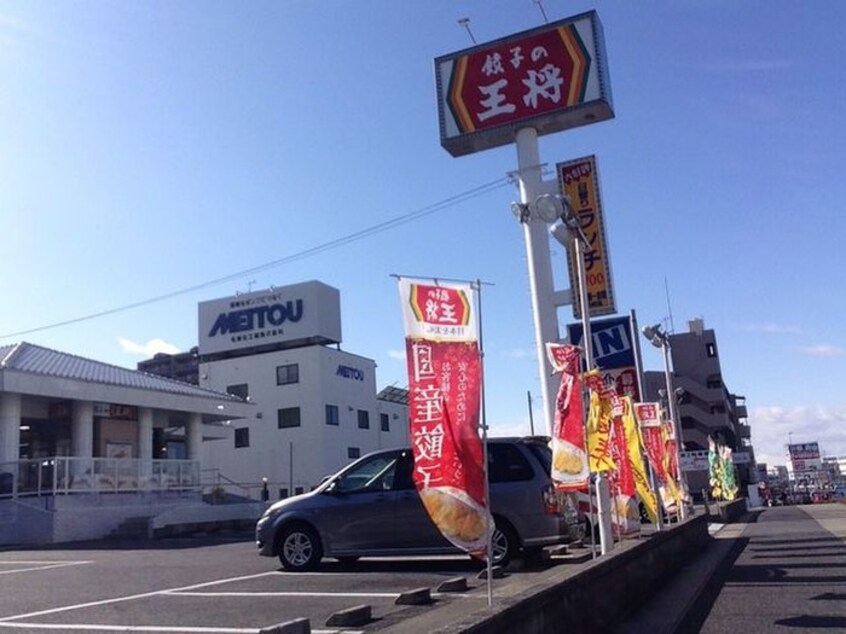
(398, 278, 493, 557)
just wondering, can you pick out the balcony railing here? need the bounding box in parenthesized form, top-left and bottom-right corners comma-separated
(0, 457, 200, 499)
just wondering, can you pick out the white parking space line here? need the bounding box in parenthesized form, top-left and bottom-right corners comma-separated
(0, 570, 370, 634)
(171, 591, 400, 598)
(0, 624, 257, 632)
(0, 572, 278, 623)
(0, 561, 93, 575)
(0, 622, 361, 634)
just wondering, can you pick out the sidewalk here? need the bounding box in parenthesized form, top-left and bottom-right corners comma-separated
(616, 502, 846, 633)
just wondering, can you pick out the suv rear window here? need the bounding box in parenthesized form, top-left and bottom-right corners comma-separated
(525, 442, 552, 475)
(488, 443, 534, 482)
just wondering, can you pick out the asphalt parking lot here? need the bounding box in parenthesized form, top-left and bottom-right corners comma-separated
(0, 531, 589, 633)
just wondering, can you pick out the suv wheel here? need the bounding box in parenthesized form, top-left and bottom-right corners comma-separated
(491, 520, 519, 567)
(278, 524, 323, 571)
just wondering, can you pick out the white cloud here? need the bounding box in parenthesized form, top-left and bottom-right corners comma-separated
(0, 13, 29, 32)
(386, 349, 406, 361)
(741, 322, 802, 335)
(749, 404, 846, 466)
(500, 347, 534, 360)
(119, 337, 181, 357)
(795, 344, 846, 357)
(701, 59, 795, 74)
(0, 12, 30, 48)
(487, 418, 537, 439)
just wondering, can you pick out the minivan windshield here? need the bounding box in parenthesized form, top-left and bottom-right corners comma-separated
(332, 452, 400, 493)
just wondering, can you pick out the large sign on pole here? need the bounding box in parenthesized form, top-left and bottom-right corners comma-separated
(788, 442, 821, 477)
(434, 11, 613, 157)
(558, 155, 615, 318)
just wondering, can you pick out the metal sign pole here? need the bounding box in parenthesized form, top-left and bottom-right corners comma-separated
(631, 309, 664, 532)
(474, 279, 494, 607)
(515, 127, 559, 437)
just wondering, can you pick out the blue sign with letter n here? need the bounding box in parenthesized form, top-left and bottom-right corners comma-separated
(567, 315, 634, 370)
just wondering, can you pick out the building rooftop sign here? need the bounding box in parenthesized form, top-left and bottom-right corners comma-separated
(434, 10, 614, 157)
(198, 281, 342, 358)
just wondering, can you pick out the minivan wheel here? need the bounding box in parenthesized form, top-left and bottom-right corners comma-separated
(278, 524, 323, 571)
(491, 521, 519, 567)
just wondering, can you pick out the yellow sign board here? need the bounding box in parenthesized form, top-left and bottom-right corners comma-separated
(557, 155, 616, 319)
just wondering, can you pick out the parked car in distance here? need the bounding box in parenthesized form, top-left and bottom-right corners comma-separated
(256, 436, 575, 571)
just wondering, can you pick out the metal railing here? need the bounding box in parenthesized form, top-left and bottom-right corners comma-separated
(0, 457, 200, 499)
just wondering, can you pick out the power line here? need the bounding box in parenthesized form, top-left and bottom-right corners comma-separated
(0, 177, 511, 340)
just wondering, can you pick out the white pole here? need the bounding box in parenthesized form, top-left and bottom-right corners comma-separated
(662, 342, 688, 520)
(575, 237, 593, 370)
(515, 127, 559, 437)
(474, 280, 494, 607)
(631, 310, 664, 532)
(574, 230, 613, 554)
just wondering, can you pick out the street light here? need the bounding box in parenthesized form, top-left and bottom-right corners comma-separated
(537, 193, 616, 555)
(642, 322, 689, 520)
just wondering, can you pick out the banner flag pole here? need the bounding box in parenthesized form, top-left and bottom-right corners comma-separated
(476, 279, 494, 607)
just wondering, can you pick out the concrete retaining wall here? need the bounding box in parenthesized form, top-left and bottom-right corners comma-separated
(436, 515, 711, 634)
(716, 498, 747, 523)
(151, 501, 264, 537)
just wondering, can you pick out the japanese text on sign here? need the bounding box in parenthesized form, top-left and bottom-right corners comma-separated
(558, 155, 616, 318)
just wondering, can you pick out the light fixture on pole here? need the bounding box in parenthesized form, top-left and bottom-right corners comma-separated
(642, 322, 689, 520)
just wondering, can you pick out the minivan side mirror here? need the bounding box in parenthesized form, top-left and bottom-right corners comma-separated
(323, 480, 339, 494)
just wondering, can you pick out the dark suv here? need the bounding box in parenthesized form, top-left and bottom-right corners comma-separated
(256, 436, 575, 571)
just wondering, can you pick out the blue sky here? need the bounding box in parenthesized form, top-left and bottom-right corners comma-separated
(1, 1, 844, 468)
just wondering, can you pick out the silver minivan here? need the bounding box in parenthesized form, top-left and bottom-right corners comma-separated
(256, 437, 574, 571)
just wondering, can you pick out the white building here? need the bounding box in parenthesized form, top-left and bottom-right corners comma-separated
(197, 281, 409, 499)
(0, 342, 253, 545)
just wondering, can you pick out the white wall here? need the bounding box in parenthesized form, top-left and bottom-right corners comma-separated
(200, 346, 408, 500)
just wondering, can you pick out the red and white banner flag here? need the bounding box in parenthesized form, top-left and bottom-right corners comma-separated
(608, 396, 639, 536)
(634, 403, 681, 513)
(399, 278, 493, 556)
(545, 343, 589, 490)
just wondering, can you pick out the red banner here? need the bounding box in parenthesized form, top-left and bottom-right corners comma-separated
(399, 279, 493, 556)
(546, 343, 588, 490)
(634, 403, 680, 513)
(607, 397, 639, 535)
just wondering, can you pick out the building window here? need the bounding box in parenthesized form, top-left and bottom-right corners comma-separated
(706, 343, 717, 358)
(276, 363, 299, 385)
(278, 407, 301, 428)
(380, 413, 390, 432)
(295, 486, 304, 495)
(227, 383, 249, 399)
(348, 447, 361, 459)
(234, 427, 250, 448)
(326, 404, 339, 426)
(279, 488, 288, 499)
(357, 409, 370, 429)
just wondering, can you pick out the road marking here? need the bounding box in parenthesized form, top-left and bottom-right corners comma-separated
(171, 591, 401, 598)
(0, 623, 360, 634)
(0, 571, 278, 623)
(0, 561, 93, 575)
(171, 590, 485, 600)
(0, 624, 257, 632)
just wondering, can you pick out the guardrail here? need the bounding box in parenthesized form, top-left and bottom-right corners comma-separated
(0, 457, 200, 499)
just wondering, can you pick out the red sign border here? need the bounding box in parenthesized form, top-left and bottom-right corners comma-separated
(434, 10, 614, 158)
